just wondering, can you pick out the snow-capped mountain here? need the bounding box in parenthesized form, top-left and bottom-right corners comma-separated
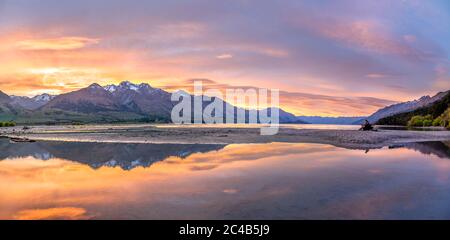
(40, 81, 174, 120)
(33, 93, 54, 102)
(42, 83, 120, 113)
(1, 81, 311, 124)
(104, 84, 117, 93)
(10, 93, 54, 110)
(104, 81, 157, 93)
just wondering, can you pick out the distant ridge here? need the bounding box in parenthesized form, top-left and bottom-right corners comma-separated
(0, 90, 19, 120)
(0, 90, 10, 103)
(296, 116, 364, 125)
(360, 90, 450, 124)
(376, 90, 450, 125)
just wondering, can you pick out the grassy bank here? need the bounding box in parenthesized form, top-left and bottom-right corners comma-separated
(0, 122, 16, 127)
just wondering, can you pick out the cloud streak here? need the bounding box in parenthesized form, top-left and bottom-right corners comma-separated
(16, 37, 99, 50)
(160, 79, 396, 116)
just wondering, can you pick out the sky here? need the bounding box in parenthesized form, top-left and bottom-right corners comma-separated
(0, 0, 449, 116)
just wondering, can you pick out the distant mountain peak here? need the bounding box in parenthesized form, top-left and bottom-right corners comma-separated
(88, 83, 103, 89)
(0, 90, 10, 103)
(104, 81, 154, 93)
(119, 80, 134, 86)
(32, 93, 54, 102)
(104, 84, 118, 93)
(417, 95, 431, 102)
(173, 90, 192, 97)
(8, 92, 54, 110)
(139, 83, 152, 89)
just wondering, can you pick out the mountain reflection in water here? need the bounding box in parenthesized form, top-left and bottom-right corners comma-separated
(1, 139, 450, 220)
(402, 142, 450, 159)
(0, 139, 226, 170)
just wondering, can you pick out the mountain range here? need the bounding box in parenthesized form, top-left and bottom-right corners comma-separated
(363, 91, 450, 124)
(376, 90, 450, 126)
(1, 81, 448, 126)
(0, 81, 306, 124)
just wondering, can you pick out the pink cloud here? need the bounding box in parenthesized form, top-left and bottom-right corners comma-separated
(316, 20, 412, 55)
(216, 54, 233, 59)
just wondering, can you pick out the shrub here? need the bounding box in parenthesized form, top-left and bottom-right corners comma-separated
(408, 115, 437, 127)
(424, 114, 434, 121)
(423, 119, 433, 127)
(0, 121, 16, 127)
(433, 117, 442, 126)
(436, 107, 450, 129)
(408, 115, 424, 127)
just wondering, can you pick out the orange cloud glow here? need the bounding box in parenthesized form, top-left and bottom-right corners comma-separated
(13, 207, 90, 220)
(16, 37, 100, 50)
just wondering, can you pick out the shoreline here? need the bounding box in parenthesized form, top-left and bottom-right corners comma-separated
(2, 124, 450, 150)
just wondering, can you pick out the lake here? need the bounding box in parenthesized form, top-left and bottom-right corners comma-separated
(155, 123, 361, 130)
(1, 138, 450, 220)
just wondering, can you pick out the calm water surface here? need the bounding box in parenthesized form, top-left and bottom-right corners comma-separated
(155, 123, 360, 130)
(1, 139, 450, 220)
